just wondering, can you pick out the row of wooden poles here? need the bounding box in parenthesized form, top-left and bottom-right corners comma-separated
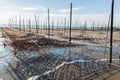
(8, 15, 120, 33)
(9, 16, 119, 31)
(7, 3, 74, 44)
(8, 0, 116, 64)
(8, 2, 120, 34)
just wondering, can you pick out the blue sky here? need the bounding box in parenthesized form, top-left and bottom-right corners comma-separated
(0, 0, 120, 26)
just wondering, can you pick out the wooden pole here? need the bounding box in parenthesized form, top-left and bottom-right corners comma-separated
(9, 19, 11, 28)
(84, 21, 87, 32)
(38, 16, 39, 33)
(109, 0, 114, 63)
(107, 14, 111, 40)
(48, 9, 50, 38)
(57, 19, 59, 29)
(69, 3, 72, 44)
(19, 15, 21, 31)
(41, 21, 42, 32)
(35, 15, 38, 34)
(15, 15, 17, 29)
(46, 18, 47, 34)
(64, 18, 66, 33)
(92, 21, 95, 31)
(52, 20, 54, 31)
(23, 19, 25, 32)
(11, 17, 14, 28)
(29, 18, 31, 33)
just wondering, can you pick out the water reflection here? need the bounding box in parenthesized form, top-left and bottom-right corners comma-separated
(17, 51, 40, 59)
(48, 48, 69, 56)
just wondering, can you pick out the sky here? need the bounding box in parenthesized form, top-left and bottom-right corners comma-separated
(0, 0, 120, 27)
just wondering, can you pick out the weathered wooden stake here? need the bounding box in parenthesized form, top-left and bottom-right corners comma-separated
(29, 18, 31, 33)
(35, 15, 38, 34)
(64, 18, 66, 33)
(23, 19, 25, 32)
(109, 0, 114, 64)
(69, 3, 72, 44)
(15, 15, 17, 29)
(19, 15, 21, 31)
(48, 9, 50, 38)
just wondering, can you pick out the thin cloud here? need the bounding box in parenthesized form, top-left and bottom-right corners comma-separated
(58, 7, 84, 13)
(22, 6, 47, 11)
(0, 5, 11, 10)
(73, 7, 84, 10)
(22, 7, 38, 11)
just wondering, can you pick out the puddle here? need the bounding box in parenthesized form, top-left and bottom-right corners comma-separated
(48, 48, 69, 56)
(17, 51, 40, 59)
(11, 41, 120, 80)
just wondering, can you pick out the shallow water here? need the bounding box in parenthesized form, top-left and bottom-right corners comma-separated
(0, 32, 12, 76)
(0, 30, 119, 79)
(15, 46, 98, 79)
(48, 48, 69, 56)
(38, 33, 120, 59)
(26, 45, 120, 80)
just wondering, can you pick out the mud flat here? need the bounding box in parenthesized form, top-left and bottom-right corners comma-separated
(23, 28, 120, 44)
(1, 28, 78, 51)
